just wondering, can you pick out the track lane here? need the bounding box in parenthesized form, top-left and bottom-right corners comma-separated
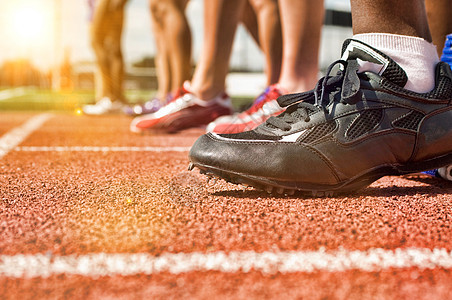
(0, 113, 43, 138)
(2, 150, 451, 255)
(21, 113, 201, 148)
(2, 269, 452, 300)
(1, 113, 452, 299)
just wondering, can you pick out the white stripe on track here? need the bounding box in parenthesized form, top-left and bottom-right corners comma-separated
(15, 146, 191, 152)
(1, 248, 452, 278)
(0, 113, 52, 159)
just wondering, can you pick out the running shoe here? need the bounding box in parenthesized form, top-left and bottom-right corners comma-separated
(124, 89, 185, 116)
(189, 39, 452, 196)
(206, 84, 286, 134)
(130, 85, 233, 133)
(423, 165, 452, 181)
(83, 97, 125, 115)
(124, 97, 166, 116)
(423, 34, 452, 179)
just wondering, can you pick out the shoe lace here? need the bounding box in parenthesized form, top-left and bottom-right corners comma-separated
(265, 59, 362, 131)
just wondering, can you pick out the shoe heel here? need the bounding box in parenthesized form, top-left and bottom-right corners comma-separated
(422, 34, 452, 181)
(438, 165, 452, 181)
(440, 34, 452, 66)
(423, 165, 452, 181)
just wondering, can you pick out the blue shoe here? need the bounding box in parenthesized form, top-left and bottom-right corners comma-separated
(423, 33, 452, 181)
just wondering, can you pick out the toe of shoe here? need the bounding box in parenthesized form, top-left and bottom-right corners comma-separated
(130, 115, 146, 133)
(189, 133, 220, 166)
(189, 133, 340, 185)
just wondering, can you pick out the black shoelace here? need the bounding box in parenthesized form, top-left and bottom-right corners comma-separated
(265, 59, 362, 131)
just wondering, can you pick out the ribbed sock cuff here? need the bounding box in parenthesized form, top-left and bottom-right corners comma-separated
(353, 33, 438, 55)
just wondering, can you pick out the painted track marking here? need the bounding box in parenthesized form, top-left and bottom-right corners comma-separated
(0, 113, 52, 159)
(1, 248, 452, 278)
(15, 146, 192, 152)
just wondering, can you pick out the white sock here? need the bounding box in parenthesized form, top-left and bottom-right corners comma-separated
(353, 33, 439, 93)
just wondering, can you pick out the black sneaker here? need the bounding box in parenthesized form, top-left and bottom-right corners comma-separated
(188, 39, 452, 196)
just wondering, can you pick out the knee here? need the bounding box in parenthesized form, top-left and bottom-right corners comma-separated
(150, 0, 186, 23)
(108, 40, 123, 59)
(248, 0, 278, 14)
(149, 0, 172, 24)
(90, 32, 104, 51)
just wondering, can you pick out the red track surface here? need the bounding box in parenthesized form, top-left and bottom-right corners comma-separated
(1, 112, 452, 299)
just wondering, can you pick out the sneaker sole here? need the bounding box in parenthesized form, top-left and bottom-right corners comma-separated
(189, 152, 452, 197)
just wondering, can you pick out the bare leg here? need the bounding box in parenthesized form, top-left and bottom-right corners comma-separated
(277, 0, 323, 93)
(166, 0, 192, 92)
(425, 0, 452, 57)
(351, 0, 439, 93)
(248, 0, 282, 86)
(190, 0, 247, 100)
(351, 0, 432, 42)
(240, 0, 261, 47)
(150, 0, 192, 95)
(90, 0, 128, 103)
(107, 2, 126, 103)
(91, 41, 112, 100)
(149, 0, 172, 99)
(90, 0, 114, 100)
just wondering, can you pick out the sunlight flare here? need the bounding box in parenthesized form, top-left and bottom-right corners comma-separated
(6, 1, 52, 46)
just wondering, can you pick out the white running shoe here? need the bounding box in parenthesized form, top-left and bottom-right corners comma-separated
(83, 97, 125, 115)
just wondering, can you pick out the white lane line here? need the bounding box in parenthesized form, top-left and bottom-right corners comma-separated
(1, 248, 452, 278)
(15, 146, 191, 152)
(0, 113, 52, 159)
(0, 87, 27, 101)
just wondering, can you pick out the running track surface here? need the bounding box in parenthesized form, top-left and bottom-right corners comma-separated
(1, 112, 451, 299)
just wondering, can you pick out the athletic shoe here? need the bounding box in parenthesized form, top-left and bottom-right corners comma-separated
(440, 33, 452, 65)
(124, 89, 185, 116)
(423, 165, 452, 181)
(124, 97, 165, 116)
(83, 97, 125, 115)
(206, 84, 286, 134)
(423, 34, 452, 179)
(189, 39, 452, 196)
(130, 86, 233, 133)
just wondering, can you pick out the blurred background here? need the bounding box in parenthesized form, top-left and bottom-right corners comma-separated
(0, 0, 352, 111)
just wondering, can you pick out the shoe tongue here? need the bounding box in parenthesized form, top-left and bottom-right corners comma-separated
(341, 39, 408, 87)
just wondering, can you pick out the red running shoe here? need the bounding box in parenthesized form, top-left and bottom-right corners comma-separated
(206, 84, 286, 134)
(130, 82, 233, 133)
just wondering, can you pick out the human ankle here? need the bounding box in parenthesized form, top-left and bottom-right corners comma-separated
(189, 82, 225, 101)
(353, 33, 439, 93)
(278, 77, 317, 94)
